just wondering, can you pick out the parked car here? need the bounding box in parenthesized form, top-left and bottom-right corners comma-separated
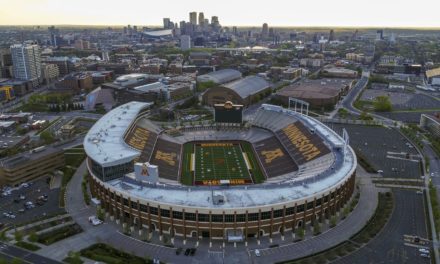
(88, 216, 103, 226)
(419, 248, 430, 254)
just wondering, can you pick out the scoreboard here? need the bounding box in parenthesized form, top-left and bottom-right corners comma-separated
(214, 101, 243, 123)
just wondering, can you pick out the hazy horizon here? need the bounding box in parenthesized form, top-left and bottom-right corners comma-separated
(1, 0, 440, 28)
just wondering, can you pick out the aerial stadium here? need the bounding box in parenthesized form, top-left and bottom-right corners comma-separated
(84, 101, 356, 242)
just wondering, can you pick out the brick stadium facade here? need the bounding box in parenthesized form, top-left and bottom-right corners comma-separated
(89, 168, 355, 240)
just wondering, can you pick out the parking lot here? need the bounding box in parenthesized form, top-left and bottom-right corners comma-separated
(0, 178, 65, 226)
(329, 124, 422, 179)
(361, 90, 439, 111)
(377, 110, 440, 123)
(333, 189, 430, 264)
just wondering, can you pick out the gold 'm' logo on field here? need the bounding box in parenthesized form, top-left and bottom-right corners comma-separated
(261, 148, 284, 164)
(155, 151, 176, 166)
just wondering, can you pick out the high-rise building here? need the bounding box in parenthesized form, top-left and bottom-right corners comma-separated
(48, 26, 59, 47)
(198, 12, 205, 26)
(376, 30, 384, 40)
(180, 35, 191, 51)
(329, 29, 335, 42)
(10, 43, 42, 83)
(189, 12, 197, 25)
(163, 18, 171, 29)
(211, 16, 219, 25)
(389, 33, 396, 44)
(232, 26, 238, 35)
(262, 23, 269, 38)
(0, 49, 13, 78)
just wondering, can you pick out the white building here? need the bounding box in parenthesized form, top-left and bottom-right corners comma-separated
(10, 43, 42, 84)
(180, 35, 191, 51)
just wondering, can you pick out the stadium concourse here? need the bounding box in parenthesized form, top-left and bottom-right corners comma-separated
(84, 102, 357, 242)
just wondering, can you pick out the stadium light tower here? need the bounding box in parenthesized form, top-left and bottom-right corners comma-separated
(288, 97, 309, 115)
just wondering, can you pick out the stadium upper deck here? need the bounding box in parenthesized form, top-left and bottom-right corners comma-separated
(85, 102, 356, 209)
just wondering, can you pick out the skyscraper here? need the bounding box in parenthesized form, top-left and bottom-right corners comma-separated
(163, 18, 171, 29)
(48, 26, 59, 47)
(189, 12, 197, 25)
(262, 23, 269, 38)
(10, 43, 41, 83)
(376, 30, 384, 40)
(198, 12, 205, 26)
(329, 29, 335, 41)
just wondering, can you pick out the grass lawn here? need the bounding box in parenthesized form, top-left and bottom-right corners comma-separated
(14, 241, 41, 251)
(37, 224, 83, 245)
(64, 145, 86, 168)
(80, 243, 154, 264)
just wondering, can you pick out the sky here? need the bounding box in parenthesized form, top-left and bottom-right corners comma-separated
(0, 0, 439, 27)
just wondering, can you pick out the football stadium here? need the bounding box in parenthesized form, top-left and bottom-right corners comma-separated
(84, 101, 357, 242)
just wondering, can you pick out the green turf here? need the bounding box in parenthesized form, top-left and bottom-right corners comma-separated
(240, 142, 266, 184)
(194, 143, 251, 182)
(180, 141, 266, 185)
(181, 143, 194, 185)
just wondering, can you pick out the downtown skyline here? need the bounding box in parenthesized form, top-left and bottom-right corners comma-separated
(1, 0, 440, 28)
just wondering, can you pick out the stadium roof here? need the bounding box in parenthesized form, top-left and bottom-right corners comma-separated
(426, 68, 440, 78)
(84, 101, 152, 167)
(197, 69, 242, 84)
(222, 76, 270, 99)
(143, 29, 173, 37)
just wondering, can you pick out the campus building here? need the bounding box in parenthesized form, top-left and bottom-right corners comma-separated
(0, 146, 65, 186)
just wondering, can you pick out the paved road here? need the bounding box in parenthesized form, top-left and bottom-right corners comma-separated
(340, 76, 369, 116)
(248, 166, 379, 263)
(0, 242, 60, 264)
(333, 189, 430, 264)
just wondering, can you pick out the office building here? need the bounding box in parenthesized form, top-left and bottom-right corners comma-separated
(420, 114, 440, 139)
(376, 30, 384, 40)
(40, 63, 59, 84)
(329, 29, 335, 41)
(48, 26, 60, 47)
(198, 12, 205, 27)
(262, 23, 269, 38)
(0, 49, 13, 78)
(0, 146, 65, 186)
(163, 18, 171, 29)
(180, 35, 191, 51)
(190, 12, 197, 25)
(10, 43, 42, 84)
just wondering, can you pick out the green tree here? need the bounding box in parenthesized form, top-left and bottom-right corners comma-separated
(28, 231, 38, 243)
(373, 95, 392, 112)
(40, 131, 55, 144)
(14, 231, 23, 242)
(330, 216, 337, 227)
(11, 258, 23, 264)
(359, 111, 373, 121)
(296, 227, 305, 240)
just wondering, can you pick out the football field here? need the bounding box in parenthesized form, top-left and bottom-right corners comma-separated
(194, 143, 251, 183)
